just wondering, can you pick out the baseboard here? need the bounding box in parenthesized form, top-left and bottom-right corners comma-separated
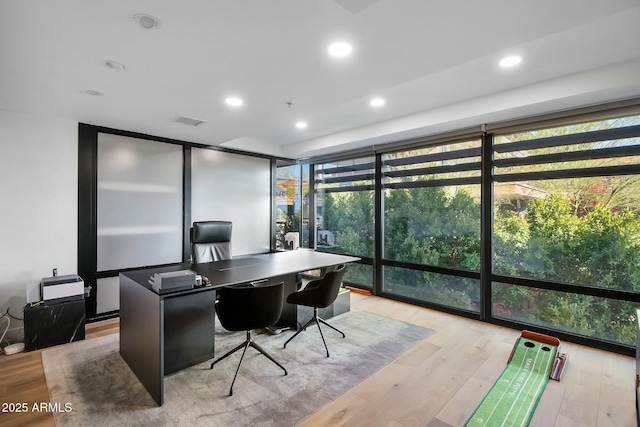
(345, 286, 371, 296)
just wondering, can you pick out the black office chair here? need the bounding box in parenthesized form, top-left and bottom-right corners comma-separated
(283, 264, 346, 357)
(191, 221, 232, 263)
(210, 281, 287, 396)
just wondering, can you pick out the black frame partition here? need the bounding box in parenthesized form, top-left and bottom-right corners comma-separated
(78, 123, 287, 320)
(77, 124, 99, 319)
(305, 99, 640, 356)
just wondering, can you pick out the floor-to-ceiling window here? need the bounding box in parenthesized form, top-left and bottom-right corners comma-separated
(275, 163, 310, 251)
(305, 102, 640, 354)
(381, 139, 482, 312)
(315, 156, 375, 289)
(491, 113, 640, 346)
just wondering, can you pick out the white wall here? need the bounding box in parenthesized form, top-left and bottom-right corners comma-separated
(0, 110, 78, 340)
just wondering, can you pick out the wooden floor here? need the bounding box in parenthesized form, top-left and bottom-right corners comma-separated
(0, 294, 635, 427)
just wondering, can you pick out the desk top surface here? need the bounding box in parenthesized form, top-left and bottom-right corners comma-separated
(120, 250, 360, 297)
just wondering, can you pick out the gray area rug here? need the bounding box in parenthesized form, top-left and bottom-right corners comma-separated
(43, 310, 433, 427)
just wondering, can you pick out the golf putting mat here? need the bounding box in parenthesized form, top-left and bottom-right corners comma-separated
(465, 331, 560, 427)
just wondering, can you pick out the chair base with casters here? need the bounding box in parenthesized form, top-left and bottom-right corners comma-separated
(283, 307, 345, 357)
(210, 330, 287, 396)
(283, 264, 347, 357)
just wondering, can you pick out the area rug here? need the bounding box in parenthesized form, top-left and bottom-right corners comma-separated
(43, 310, 433, 427)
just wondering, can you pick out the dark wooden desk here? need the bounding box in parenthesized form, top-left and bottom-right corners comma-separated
(119, 250, 359, 405)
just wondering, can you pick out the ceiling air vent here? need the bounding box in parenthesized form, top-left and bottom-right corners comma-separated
(171, 116, 206, 127)
(334, 0, 379, 14)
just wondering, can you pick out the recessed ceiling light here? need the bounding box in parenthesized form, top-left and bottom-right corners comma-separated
(499, 55, 522, 67)
(328, 42, 353, 58)
(105, 60, 125, 71)
(370, 98, 385, 107)
(85, 90, 104, 96)
(133, 13, 161, 30)
(225, 97, 243, 107)
(295, 121, 308, 129)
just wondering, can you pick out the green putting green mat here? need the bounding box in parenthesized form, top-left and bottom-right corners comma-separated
(465, 336, 558, 427)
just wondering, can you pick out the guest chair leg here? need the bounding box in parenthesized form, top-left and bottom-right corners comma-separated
(228, 335, 252, 396)
(318, 317, 345, 338)
(283, 316, 316, 349)
(211, 331, 287, 396)
(314, 314, 330, 357)
(210, 341, 248, 369)
(250, 341, 288, 375)
(283, 308, 346, 357)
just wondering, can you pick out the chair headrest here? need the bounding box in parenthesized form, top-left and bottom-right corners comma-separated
(191, 221, 232, 243)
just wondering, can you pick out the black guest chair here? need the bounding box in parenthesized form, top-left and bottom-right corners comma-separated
(283, 264, 346, 357)
(191, 221, 232, 263)
(210, 281, 287, 396)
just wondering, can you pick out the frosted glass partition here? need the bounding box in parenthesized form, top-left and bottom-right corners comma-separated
(97, 133, 183, 271)
(96, 277, 119, 314)
(191, 148, 271, 255)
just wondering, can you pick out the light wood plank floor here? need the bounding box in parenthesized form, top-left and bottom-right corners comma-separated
(0, 294, 635, 427)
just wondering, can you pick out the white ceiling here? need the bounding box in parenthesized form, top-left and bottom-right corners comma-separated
(2, 0, 640, 159)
